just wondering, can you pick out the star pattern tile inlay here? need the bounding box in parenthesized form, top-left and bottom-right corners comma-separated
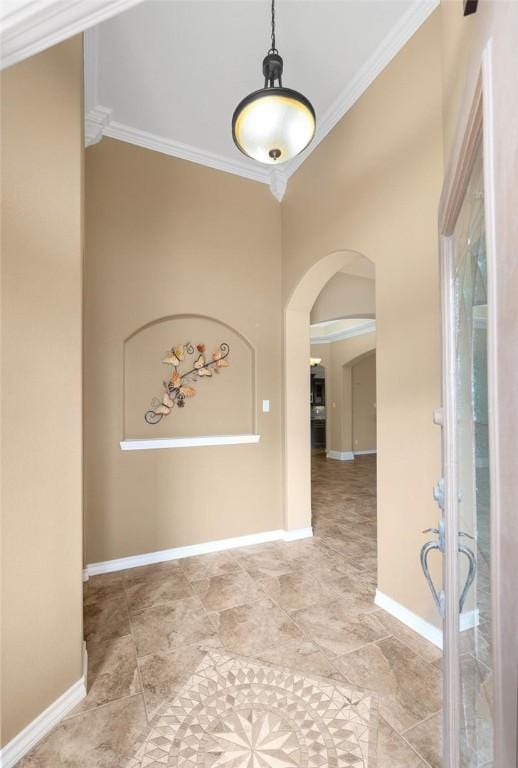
(206, 709, 301, 767)
(127, 651, 376, 767)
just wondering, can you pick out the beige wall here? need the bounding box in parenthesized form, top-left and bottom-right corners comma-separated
(310, 273, 375, 324)
(283, 12, 444, 625)
(1, 38, 84, 746)
(3, 0, 518, 757)
(84, 138, 283, 564)
(352, 352, 376, 453)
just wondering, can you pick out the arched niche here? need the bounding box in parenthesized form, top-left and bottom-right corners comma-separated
(123, 314, 255, 440)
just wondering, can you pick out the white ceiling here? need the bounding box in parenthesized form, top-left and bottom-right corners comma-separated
(86, 0, 438, 195)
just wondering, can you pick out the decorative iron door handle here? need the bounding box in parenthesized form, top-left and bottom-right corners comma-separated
(420, 539, 443, 615)
(458, 541, 476, 613)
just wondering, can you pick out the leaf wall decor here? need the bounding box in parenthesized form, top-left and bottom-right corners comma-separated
(145, 341, 230, 424)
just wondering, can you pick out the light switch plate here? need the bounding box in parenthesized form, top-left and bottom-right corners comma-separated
(262, 400, 270, 413)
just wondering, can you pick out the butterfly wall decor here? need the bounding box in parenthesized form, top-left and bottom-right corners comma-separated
(145, 342, 230, 424)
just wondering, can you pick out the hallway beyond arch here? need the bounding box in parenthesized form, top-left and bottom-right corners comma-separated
(284, 250, 375, 532)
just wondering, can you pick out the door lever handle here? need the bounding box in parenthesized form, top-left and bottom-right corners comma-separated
(458, 542, 476, 613)
(420, 539, 444, 617)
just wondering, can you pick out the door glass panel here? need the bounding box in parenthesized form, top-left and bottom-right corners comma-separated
(452, 143, 493, 766)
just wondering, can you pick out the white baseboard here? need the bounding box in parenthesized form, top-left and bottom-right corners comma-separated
(375, 590, 480, 651)
(283, 527, 314, 542)
(375, 589, 444, 649)
(353, 449, 377, 455)
(83, 641, 88, 686)
(326, 450, 355, 461)
(82, 568, 89, 582)
(86, 527, 313, 576)
(0, 660, 87, 768)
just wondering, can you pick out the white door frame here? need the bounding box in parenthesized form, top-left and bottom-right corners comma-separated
(438, 41, 505, 767)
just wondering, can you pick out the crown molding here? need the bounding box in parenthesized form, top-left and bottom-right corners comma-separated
(310, 320, 376, 345)
(80, 0, 437, 198)
(82, 19, 286, 197)
(282, 0, 440, 179)
(270, 169, 288, 202)
(85, 105, 113, 147)
(102, 118, 287, 199)
(0, 0, 145, 70)
(103, 120, 270, 184)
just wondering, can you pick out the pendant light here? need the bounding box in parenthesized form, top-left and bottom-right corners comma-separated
(232, 0, 316, 165)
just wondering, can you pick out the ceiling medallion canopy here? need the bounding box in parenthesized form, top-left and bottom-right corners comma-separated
(232, 0, 316, 166)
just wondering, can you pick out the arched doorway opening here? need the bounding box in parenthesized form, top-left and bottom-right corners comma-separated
(283, 250, 375, 533)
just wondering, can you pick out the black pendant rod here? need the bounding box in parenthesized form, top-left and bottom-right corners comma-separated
(269, 0, 277, 53)
(263, 0, 283, 88)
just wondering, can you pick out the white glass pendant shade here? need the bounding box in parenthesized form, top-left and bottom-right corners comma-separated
(232, 87, 315, 165)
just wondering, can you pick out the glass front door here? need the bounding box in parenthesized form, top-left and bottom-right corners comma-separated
(444, 139, 494, 767)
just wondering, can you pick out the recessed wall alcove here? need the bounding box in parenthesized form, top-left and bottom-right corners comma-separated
(123, 314, 256, 441)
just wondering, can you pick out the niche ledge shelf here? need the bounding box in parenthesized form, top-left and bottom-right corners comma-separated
(120, 434, 260, 451)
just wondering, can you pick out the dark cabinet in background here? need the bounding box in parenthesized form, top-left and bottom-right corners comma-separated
(311, 419, 326, 449)
(311, 376, 325, 405)
(310, 374, 326, 449)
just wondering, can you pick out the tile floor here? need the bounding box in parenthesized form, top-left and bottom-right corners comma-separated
(128, 649, 378, 767)
(20, 453, 443, 767)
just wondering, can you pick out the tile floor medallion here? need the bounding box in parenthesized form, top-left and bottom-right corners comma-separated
(127, 650, 377, 768)
(20, 454, 441, 766)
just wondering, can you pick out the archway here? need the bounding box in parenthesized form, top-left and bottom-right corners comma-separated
(284, 249, 375, 532)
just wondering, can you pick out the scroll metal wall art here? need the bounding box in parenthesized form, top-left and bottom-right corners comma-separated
(145, 342, 230, 424)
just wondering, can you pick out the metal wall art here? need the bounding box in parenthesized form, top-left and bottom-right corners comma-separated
(145, 342, 230, 424)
